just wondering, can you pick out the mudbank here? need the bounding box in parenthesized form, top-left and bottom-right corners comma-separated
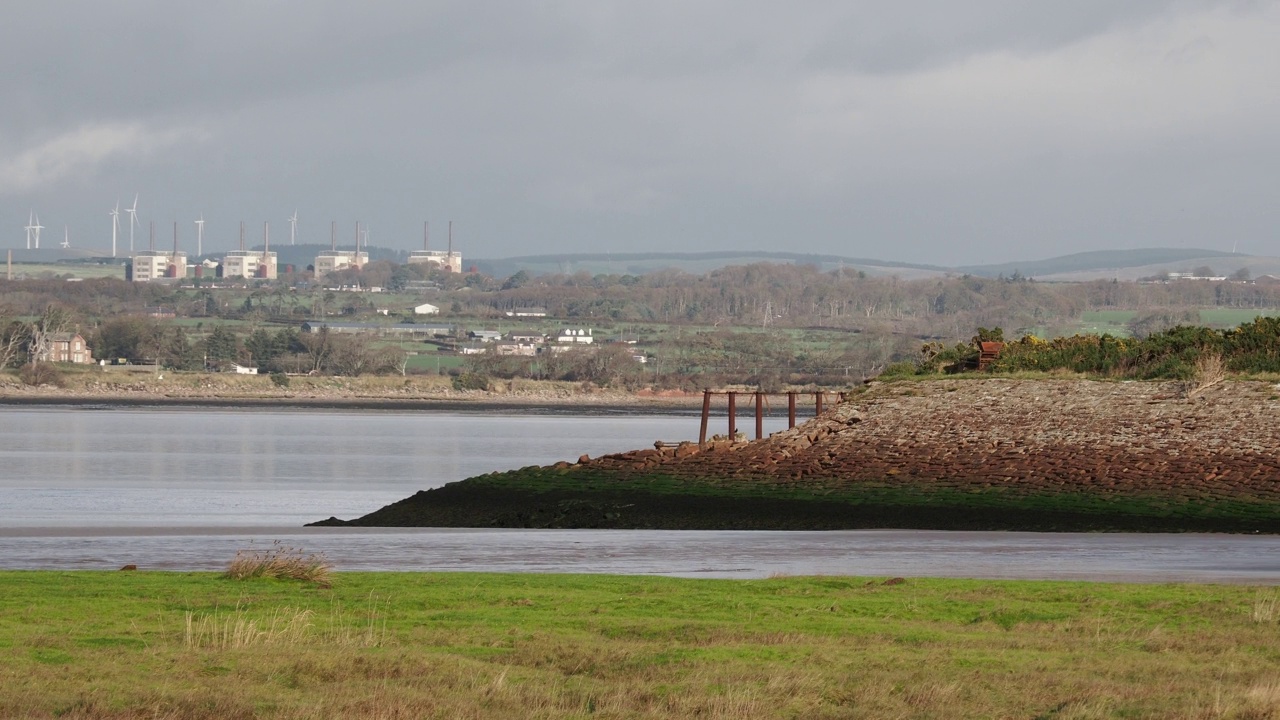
(313, 379, 1280, 532)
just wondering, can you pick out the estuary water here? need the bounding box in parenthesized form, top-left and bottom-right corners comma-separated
(2, 405, 1279, 582)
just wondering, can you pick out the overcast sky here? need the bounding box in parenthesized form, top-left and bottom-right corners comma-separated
(2, 1, 1277, 265)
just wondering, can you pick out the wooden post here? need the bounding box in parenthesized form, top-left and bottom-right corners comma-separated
(787, 392, 796, 428)
(732, 392, 742, 438)
(699, 390, 711, 447)
(754, 392, 763, 440)
(815, 391, 824, 416)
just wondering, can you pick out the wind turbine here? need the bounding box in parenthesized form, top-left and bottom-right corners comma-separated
(125, 194, 139, 253)
(194, 214, 204, 258)
(31, 213, 44, 249)
(24, 210, 35, 250)
(109, 201, 120, 258)
(288, 210, 297, 245)
(61, 225, 69, 249)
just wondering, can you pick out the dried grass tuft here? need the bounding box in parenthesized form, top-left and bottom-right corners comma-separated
(184, 607, 314, 649)
(224, 542, 333, 588)
(1185, 352, 1226, 399)
(1254, 592, 1280, 624)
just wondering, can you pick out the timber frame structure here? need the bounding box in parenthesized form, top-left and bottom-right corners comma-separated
(698, 390, 846, 447)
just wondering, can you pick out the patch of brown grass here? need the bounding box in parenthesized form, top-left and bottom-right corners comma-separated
(223, 542, 332, 588)
(1186, 352, 1227, 398)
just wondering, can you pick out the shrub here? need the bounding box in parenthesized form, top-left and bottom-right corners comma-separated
(19, 362, 64, 387)
(877, 361, 919, 379)
(224, 543, 332, 588)
(269, 372, 290, 388)
(452, 372, 491, 391)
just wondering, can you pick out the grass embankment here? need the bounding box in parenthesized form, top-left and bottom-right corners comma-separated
(5, 570, 1280, 719)
(321, 468, 1280, 533)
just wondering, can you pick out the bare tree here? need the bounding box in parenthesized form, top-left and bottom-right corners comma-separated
(28, 305, 75, 364)
(0, 320, 31, 368)
(296, 327, 334, 373)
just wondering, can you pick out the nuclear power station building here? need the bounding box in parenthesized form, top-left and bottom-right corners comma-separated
(129, 250, 188, 282)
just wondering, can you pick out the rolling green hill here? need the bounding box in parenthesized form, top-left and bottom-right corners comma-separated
(472, 248, 1249, 280)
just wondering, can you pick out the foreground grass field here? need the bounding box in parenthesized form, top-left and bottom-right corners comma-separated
(4, 571, 1280, 718)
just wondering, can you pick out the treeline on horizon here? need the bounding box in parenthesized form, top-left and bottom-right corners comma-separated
(3, 261, 1277, 329)
(3, 261, 1280, 387)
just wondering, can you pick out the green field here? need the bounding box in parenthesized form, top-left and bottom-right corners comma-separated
(5, 262, 126, 279)
(1069, 309, 1280, 338)
(1199, 308, 1280, 326)
(3, 570, 1279, 719)
(403, 351, 466, 372)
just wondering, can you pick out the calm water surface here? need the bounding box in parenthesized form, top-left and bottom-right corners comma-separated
(2, 406, 1278, 582)
(0, 406, 712, 527)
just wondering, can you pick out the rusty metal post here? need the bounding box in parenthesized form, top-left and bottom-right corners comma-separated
(755, 392, 763, 440)
(727, 392, 737, 439)
(788, 392, 797, 428)
(815, 391, 824, 416)
(699, 390, 711, 447)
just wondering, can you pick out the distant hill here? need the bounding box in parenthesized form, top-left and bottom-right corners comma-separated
(958, 248, 1237, 279)
(470, 251, 950, 279)
(1, 248, 110, 263)
(471, 248, 1267, 282)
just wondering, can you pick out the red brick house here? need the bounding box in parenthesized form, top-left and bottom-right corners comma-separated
(38, 333, 93, 364)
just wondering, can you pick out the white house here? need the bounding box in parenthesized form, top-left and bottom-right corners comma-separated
(495, 341, 538, 356)
(413, 303, 440, 315)
(554, 328, 594, 344)
(504, 307, 548, 318)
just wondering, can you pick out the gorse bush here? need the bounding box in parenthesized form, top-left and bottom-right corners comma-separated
(913, 317, 1280, 380)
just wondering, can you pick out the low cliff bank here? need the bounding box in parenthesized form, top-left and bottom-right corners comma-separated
(315, 378, 1280, 532)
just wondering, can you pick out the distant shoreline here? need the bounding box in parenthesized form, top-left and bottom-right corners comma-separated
(0, 392, 704, 415)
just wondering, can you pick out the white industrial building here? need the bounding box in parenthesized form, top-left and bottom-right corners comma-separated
(314, 251, 369, 277)
(222, 250, 278, 280)
(407, 250, 462, 273)
(130, 251, 187, 282)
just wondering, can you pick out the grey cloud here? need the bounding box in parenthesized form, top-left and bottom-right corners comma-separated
(2, 0, 1277, 265)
